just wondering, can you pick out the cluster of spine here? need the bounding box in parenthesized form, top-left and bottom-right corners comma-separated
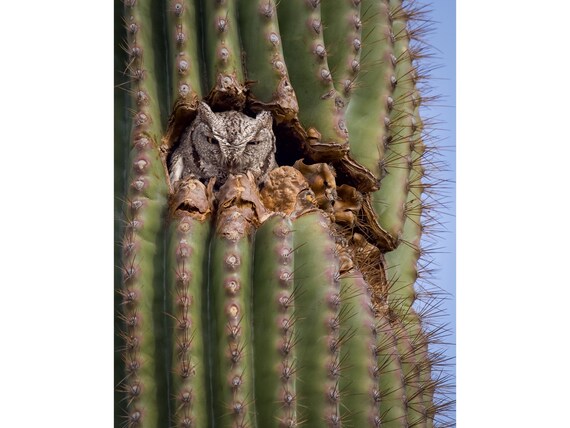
(115, 0, 453, 426)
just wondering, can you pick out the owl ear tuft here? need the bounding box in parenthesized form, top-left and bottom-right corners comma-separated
(197, 101, 217, 124)
(255, 110, 273, 128)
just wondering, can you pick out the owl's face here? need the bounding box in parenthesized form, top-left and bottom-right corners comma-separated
(192, 102, 276, 177)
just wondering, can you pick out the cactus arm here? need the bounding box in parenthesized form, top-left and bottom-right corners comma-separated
(252, 215, 297, 428)
(166, 0, 204, 103)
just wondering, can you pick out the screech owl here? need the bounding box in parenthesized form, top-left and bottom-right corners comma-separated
(169, 102, 278, 186)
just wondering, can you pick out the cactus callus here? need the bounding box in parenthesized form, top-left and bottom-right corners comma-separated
(115, 0, 454, 427)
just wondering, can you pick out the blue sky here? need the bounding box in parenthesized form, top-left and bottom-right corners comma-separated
(418, 0, 456, 413)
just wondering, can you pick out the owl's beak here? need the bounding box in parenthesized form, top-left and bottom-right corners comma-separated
(224, 153, 241, 171)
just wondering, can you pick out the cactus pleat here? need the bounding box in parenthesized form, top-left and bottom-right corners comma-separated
(166, 0, 203, 101)
(118, 0, 171, 426)
(252, 215, 297, 428)
(115, 0, 130, 418)
(374, 312, 408, 427)
(370, 0, 418, 241)
(202, 0, 247, 108)
(277, 0, 350, 162)
(382, 74, 435, 427)
(384, 94, 424, 314)
(404, 312, 433, 428)
(237, 0, 298, 119)
(291, 211, 342, 427)
(345, 0, 393, 180)
(167, 183, 212, 427)
(115, 0, 454, 426)
(321, 0, 362, 103)
(208, 174, 266, 427)
(338, 270, 380, 427)
(394, 318, 426, 427)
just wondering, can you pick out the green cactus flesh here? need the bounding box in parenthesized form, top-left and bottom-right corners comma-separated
(321, 0, 362, 104)
(166, 0, 203, 101)
(252, 214, 297, 427)
(345, 0, 393, 180)
(277, 0, 349, 162)
(168, 210, 211, 427)
(115, 0, 453, 427)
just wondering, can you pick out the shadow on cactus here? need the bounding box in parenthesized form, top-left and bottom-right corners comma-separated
(114, 0, 455, 427)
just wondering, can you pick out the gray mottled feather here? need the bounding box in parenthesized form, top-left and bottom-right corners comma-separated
(169, 102, 277, 185)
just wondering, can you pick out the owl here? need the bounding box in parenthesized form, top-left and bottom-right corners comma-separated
(169, 102, 278, 186)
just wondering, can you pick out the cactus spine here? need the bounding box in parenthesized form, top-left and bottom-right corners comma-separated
(115, 0, 454, 427)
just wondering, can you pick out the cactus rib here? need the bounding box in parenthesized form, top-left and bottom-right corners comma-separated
(238, 0, 299, 119)
(166, 0, 203, 103)
(278, 0, 350, 162)
(167, 180, 212, 427)
(118, 1, 170, 426)
(322, 0, 363, 102)
(291, 211, 342, 427)
(338, 269, 381, 427)
(253, 214, 298, 428)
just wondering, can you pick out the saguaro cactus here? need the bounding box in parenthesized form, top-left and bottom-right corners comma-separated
(114, 1, 454, 427)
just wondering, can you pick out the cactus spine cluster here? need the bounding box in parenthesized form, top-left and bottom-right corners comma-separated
(115, 0, 454, 427)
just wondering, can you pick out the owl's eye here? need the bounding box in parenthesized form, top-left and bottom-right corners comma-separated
(207, 136, 219, 145)
(247, 140, 258, 145)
